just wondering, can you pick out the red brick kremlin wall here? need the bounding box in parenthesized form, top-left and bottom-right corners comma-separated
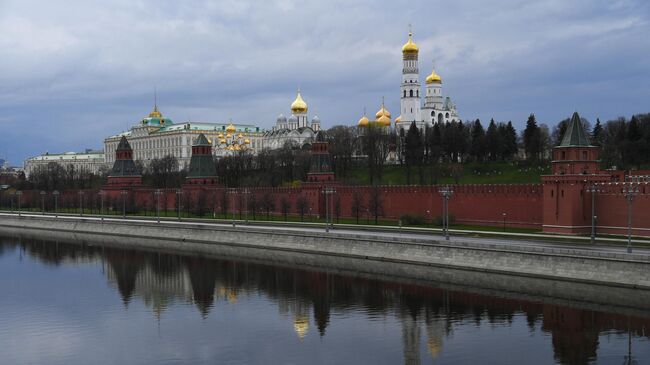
(4, 182, 650, 235)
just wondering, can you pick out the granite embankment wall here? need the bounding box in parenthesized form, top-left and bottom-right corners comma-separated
(1, 214, 649, 289)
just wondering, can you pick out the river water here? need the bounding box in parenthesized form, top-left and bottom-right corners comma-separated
(0, 233, 648, 365)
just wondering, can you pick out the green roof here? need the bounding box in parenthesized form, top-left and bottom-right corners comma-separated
(559, 112, 591, 147)
(194, 133, 211, 146)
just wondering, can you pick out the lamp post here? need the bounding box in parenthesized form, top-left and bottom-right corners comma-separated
(176, 189, 183, 221)
(78, 191, 84, 216)
(242, 188, 250, 224)
(120, 190, 128, 219)
(154, 189, 162, 223)
(321, 187, 336, 232)
(16, 191, 22, 216)
(438, 186, 454, 240)
(52, 190, 59, 217)
(98, 190, 105, 216)
(40, 191, 46, 215)
(502, 212, 506, 232)
(10, 192, 14, 213)
(622, 184, 639, 254)
(586, 184, 602, 244)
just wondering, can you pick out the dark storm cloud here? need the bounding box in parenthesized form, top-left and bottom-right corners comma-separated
(1, 0, 649, 163)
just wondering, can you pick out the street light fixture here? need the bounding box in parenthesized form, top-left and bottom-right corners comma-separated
(154, 189, 162, 223)
(120, 190, 128, 219)
(321, 187, 336, 232)
(78, 191, 84, 216)
(586, 184, 602, 244)
(176, 189, 183, 221)
(40, 191, 46, 215)
(16, 191, 22, 216)
(502, 212, 507, 232)
(438, 186, 454, 240)
(622, 184, 639, 254)
(52, 190, 59, 217)
(98, 190, 105, 216)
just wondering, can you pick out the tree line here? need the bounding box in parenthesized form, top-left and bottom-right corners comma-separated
(20, 112, 650, 190)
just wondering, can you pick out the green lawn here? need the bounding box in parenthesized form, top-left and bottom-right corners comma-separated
(345, 162, 549, 185)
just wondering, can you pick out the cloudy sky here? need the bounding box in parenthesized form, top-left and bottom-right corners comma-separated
(1, 0, 649, 164)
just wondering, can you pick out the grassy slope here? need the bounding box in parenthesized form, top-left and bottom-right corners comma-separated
(345, 162, 549, 185)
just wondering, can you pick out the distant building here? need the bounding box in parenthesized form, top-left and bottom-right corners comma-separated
(23, 149, 105, 178)
(263, 91, 320, 150)
(104, 105, 264, 169)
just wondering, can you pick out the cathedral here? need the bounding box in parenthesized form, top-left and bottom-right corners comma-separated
(262, 91, 321, 150)
(358, 30, 460, 132)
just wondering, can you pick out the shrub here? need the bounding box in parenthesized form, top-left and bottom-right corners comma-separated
(400, 214, 427, 226)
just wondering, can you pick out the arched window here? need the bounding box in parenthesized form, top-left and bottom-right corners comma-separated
(445, 112, 450, 118)
(431, 111, 435, 117)
(409, 90, 413, 97)
(403, 90, 406, 98)
(416, 90, 419, 97)
(438, 113, 444, 124)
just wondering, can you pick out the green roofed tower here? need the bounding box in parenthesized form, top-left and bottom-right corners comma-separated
(559, 112, 591, 147)
(185, 133, 219, 186)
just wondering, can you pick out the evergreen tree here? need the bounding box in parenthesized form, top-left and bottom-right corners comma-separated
(469, 119, 486, 161)
(591, 118, 603, 146)
(404, 122, 424, 184)
(503, 121, 518, 160)
(485, 119, 502, 161)
(523, 114, 541, 160)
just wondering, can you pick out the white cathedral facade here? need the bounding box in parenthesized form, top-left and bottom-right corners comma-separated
(395, 31, 459, 133)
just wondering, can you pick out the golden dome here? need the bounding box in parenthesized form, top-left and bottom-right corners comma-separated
(426, 68, 442, 84)
(238, 133, 243, 139)
(148, 105, 163, 118)
(218, 133, 224, 138)
(358, 114, 369, 127)
(402, 32, 419, 54)
(244, 139, 251, 144)
(377, 114, 391, 127)
(395, 115, 402, 123)
(226, 133, 232, 138)
(375, 103, 391, 119)
(290, 91, 308, 114)
(219, 138, 227, 144)
(226, 123, 236, 133)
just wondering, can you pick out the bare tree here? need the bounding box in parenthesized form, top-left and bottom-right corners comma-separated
(296, 195, 308, 222)
(280, 196, 291, 221)
(350, 190, 364, 224)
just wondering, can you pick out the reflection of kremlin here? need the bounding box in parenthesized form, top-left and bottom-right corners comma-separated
(6, 238, 650, 365)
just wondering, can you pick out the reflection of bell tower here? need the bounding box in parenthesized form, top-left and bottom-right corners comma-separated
(401, 312, 421, 365)
(542, 305, 599, 365)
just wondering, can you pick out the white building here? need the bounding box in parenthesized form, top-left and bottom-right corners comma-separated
(395, 31, 460, 133)
(24, 150, 106, 178)
(104, 105, 265, 168)
(262, 91, 320, 150)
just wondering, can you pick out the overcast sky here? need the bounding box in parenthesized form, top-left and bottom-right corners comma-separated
(1, 0, 649, 164)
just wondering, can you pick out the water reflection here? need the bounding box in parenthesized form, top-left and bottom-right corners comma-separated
(0, 235, 648, 365)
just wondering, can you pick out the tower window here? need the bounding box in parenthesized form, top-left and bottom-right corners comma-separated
(410, 90, 413, 97)
(403, 90, 406, 97)
(416, 90, 419, 97)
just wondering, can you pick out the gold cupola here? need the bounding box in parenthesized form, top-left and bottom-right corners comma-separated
(426, 67, 442, 84)
(375, 100, 391, 120)
(402, 31, 419, 55)
(226, 123, 236, 133)
(149, 105, 163, 118)
(290, 91, 308, 114)
(358, 112, 369, 127)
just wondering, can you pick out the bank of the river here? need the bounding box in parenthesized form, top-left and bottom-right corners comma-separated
(1, 213, 650, 291)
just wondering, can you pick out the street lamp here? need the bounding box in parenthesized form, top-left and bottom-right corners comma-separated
(154, 189, 162, 223)
(40, 191, 46, 215)
(98, 190, 105, 216)
(78, 191, 84, 216)
(321, 187, 336, 232)
(622, 184, 639, 254)
(227, 189, 237, 227)
(176, 189, 183, 221)
(52, 190, 59, 217)
(120, 190, 128, 219)
(16, 191, 22, 216)
(502, 212, 506, 232)
(438, 186, 454, 240)
(586, 184, 602, 244)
